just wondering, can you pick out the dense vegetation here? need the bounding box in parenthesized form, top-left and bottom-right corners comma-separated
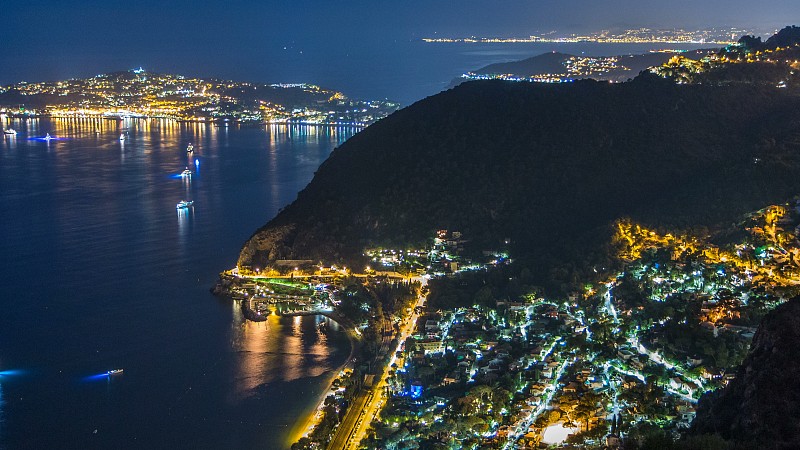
(690, 296, 800, 449)
(240, 72, 800, 292)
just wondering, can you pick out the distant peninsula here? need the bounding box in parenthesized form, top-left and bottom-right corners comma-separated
(453, 49, 715, 85)
(0, 68, 400, 125)
(422, 26, 760, 45)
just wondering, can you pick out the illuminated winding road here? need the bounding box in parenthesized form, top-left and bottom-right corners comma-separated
(329, 277, 427, 450)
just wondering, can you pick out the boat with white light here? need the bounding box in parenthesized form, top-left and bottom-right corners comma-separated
(44, 133, 53, 141)
(176, 200, 194, 209)
(186, 143, 194, 153)
(3, 128, 16, 136)
(107, 369, 124, 376)
(119, 133, 125, 141)
(181, 167, 192, 177)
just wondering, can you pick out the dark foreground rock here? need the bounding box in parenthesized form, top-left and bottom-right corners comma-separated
(690, 296, 800, 449)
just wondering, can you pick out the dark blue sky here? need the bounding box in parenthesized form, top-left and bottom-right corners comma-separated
(2, 0, 797, 89)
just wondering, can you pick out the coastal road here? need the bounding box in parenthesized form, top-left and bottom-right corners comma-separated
(328, 276, 428, 450)
(328, 391, 372, 450)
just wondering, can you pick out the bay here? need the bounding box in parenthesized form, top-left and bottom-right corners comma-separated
(0, 118, 354, 449)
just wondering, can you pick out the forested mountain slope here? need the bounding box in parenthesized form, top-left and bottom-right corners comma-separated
(238, 74, 800, 287)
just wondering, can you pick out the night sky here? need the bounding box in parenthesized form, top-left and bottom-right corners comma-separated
(2, 0, 797, 86)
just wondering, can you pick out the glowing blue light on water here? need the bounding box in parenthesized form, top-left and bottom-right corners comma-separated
(195, 159, 199, 166)
(84, 373, 108, 381)
(84, 372, 113, 381)
(0, 370, 24, 377)
(30, 136, 68, 141)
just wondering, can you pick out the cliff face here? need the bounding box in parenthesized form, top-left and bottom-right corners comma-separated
(691, 297, 800, 448)
(236, 76, 800, 277)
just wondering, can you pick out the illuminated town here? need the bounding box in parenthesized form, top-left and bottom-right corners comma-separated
(651, 39, 800, 86)
(423, 28, 760, 45)
(0, 68, 400, 125)
(460, 56, 630, 84)
(458, 36, 800, 85)
(212, 199, 800, 449)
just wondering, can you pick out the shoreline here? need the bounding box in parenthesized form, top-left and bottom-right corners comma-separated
(1, 113, 370, 128)
(286, 318, 358, 447)
(215, 274, 362, 447)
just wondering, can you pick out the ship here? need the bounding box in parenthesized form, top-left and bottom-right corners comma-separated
(176, 200, 194, 209)
(107, 369, 124, 376)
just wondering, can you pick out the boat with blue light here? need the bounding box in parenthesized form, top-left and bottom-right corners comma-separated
(181, 167, 192, 177)
(176, 200, 194, 209)
(107, 369, 124, 376)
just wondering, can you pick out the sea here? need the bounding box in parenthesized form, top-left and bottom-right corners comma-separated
(288, 41, 711, 104)
(0, 41, 710, 449)
(0, 119, 355, 449)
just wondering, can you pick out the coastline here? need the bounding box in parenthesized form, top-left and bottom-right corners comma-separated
(286, 319, 358, 447)
(1, 113, 370, 128)
(212, 271, 407, 448)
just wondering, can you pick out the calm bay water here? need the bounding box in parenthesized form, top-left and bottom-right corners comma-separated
(0, 118, 354, 449)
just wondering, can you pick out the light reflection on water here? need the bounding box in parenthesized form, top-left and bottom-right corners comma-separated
(232, 312, 341, 400)
(0, 117, 356, 449)
(0, 382, 3, 450)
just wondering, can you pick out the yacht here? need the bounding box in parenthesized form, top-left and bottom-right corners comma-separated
(3, 128, 16, 136)
(107, 369, 124, 376)
(176, 200, 194, 209)
(181, 167, 192, 177)
(186, 143, 194, 153)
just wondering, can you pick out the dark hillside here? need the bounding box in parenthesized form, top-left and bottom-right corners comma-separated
(474, 51, 572, 76)
(238, 76, 800, 286)
(690, 296, 800, 449)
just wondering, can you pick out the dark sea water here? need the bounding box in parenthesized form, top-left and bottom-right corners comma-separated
(299, 41, 712, 103)
(0, 118, 354, 449)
